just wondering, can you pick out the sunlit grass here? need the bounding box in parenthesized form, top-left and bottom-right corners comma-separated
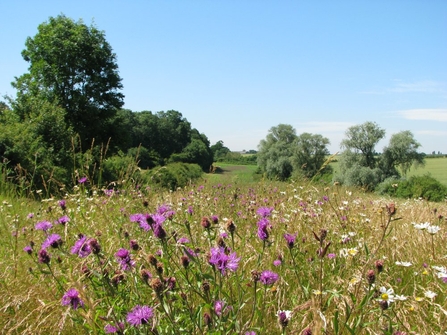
(1, 175, 446, 334)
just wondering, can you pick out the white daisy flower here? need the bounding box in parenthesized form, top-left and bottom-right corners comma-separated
(424, 290, 437, 299)
(379, 287, 395, 303)
(427, 225, 441, 235)
(395, 261, 412, 267)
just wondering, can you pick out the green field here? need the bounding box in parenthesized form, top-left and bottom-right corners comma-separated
(205, 163, 260, 184)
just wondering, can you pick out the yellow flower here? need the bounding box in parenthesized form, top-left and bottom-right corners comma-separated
(414, 297, 423, 302)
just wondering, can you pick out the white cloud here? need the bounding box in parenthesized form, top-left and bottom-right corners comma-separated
(398, 109, 447, 122)
(415, 130, 447, 136)
(294, 121, 354, 134)
(390, 80, 446, 93)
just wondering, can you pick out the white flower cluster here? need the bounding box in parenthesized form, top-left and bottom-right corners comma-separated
(412, 221, 441, 234)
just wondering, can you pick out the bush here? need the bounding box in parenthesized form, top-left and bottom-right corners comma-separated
(378, 174, 447, 202)
(146, 163, 203, 190)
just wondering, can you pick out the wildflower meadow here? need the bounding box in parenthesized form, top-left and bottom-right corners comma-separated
(1, 176, 446, 334)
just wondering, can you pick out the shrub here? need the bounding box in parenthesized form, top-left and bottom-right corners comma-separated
(378, 174, 447, 202)
(146, 163, 203, 190)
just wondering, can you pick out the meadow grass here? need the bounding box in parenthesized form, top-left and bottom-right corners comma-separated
(1, 171, 447, 335)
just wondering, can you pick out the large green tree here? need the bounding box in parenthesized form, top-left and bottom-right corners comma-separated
(257, 124, 297, 180)
(291, 133, 331, 179)
(12, 14, 124, 148)
(380, 130, 425, 177)
(340, 121, 385, 169)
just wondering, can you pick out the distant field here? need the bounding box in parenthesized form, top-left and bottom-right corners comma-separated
(331, 157, 447, 185)
(205, 163, 259, 184)
(405, 157, 447, 185)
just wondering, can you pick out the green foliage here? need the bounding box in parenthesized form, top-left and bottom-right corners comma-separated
(378, 174, 447, 202)
(146, 162, 203, 190)
(291, 132, 331, 179)
(336, 122, 425, 191)
(258, 125, 332, 181)
(380, 130, 425, 177)
(12, 14, 124, 148)
(341, 121, 385, 169)
(210, 140, 231, 161)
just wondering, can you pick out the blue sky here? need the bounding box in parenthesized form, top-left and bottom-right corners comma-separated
(1, 1, 446, 154)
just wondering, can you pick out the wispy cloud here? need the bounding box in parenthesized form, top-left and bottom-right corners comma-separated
(294, 121, 353, 134)
(360, 80, 446, 95)
(390, 80, 446, 93)
(415, 130, 447, 137)
(398, 109, 447, 122)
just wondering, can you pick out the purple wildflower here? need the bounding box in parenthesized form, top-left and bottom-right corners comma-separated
(214, 300, 224, 316)
(104, 322, 124, 334)
(211, 215, 219, 224)
(256, 206, 274, 218)
(71, 235, 92, 258)
(130, 213, 152, 231)
(27, 213, 34, 219)
(58, 200, 66, 210)
(327, 253, 336, 259)
(42, 234, 63, 249)
(23, 245, 33, 254)
(55, 215, 70, 225)
(78, 176, 88, 184)
(177, 237, 190, 244)
(209, 247, 240, 275)
(260, 270, 279, 285)
(61, 288, 84, 310)
(35, 220, 52, 232)
(245, 332, 256, 335)
(157, 204, 171, 215)
(187, 206, 193, 215)
(273, 259, 282, 267)
(126, 305, 154, 327)
(115, 248, 135, 271)
(257, 218, 270, 241)
(38, 249, 51, 264)
(284, 233, 297, 249)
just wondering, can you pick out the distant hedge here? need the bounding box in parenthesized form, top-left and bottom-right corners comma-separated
(377, 174, 447, 202)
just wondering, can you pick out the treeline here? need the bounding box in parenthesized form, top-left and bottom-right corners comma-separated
(0, 15, 220, 194)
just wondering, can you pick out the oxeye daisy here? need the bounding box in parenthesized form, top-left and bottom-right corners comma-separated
(378, 286, 395, 304)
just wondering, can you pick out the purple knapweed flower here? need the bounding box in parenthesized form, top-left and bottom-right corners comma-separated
(58, 200, 66, 210)
(23, 245, 33, 254)
(257, 218, 270, 241)
(273, 259, 282, 267)
(126, 305, 154, 327)
(156, 204, 171, 215)
(27, 213, 34, 219)
(177, 237, 190, 244)
(256, 206, 274, 218)
(71, 235, 92, 258)
(55, 215, 70, 225)
(78, 176, 88, 184)
(115, 248, 135, 271)
(209, 247, 240, 276)
(284, 233, 297, 249)
(42, 234, 63, 249)
(327, 253, 336, 259)
(61, 288, 84, 310)
(38, 249, 51, 264)
(260, 270, 279, 285)
(104, 322, 125, 334)
(35, 220, 52, 232)
(211, 215, 219, 224)
(214, 300, 231, 316)
(130, 213, 152, 231)
(187, 206, 194, 215)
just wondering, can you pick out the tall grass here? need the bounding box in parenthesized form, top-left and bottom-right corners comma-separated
(1, 171, 447, 334)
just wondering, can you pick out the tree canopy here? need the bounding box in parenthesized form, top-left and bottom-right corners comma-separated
(12, 14, 124, 148)
(257, 124, 331, 181)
